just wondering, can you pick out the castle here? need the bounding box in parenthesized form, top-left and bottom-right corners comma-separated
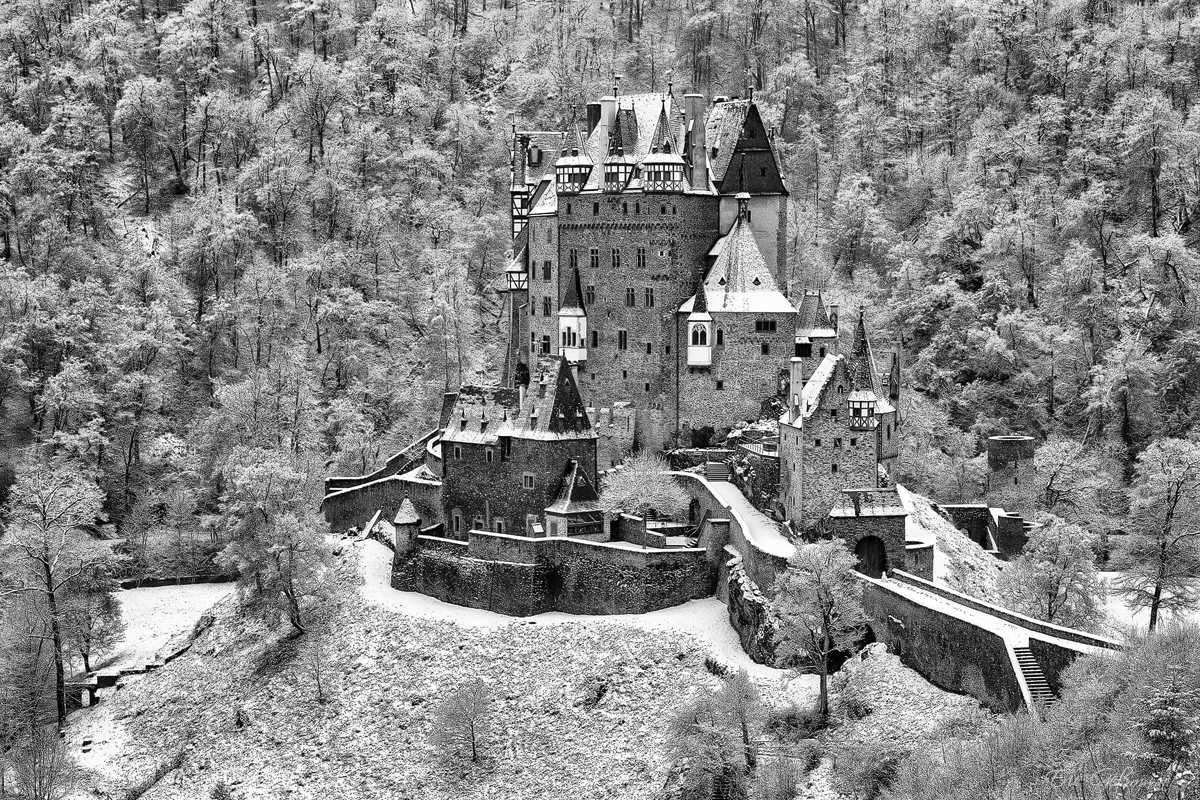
(322, 85, 1028, 615)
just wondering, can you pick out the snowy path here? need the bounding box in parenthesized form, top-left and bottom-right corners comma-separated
(698, 477, 795, 559)
(872, 574, 1111, 654)
(101, 582, 235, 671)
(358, 539, 808, 685)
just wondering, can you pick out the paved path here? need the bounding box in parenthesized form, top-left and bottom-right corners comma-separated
(676, 473, 795, 559)
(868, 574, 1111, 655)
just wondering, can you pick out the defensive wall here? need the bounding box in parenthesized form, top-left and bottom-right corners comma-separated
(324, 429, 440, 493)
(392, 528, 712, 616)
(322, 472, 443, 533)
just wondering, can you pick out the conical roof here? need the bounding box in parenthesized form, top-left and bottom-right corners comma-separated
(560, 266, 586, 315)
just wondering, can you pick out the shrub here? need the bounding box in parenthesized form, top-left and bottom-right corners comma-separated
(832, 745, 906, 799)
(841, 694, 873, 721)
(765, 704, 827, 743)
(704, 656, 730, 677)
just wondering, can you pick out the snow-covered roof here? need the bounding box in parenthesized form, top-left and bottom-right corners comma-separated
(544, 459, 603, 516)
(442, 357, 594, 444)
(679, 200, 793, 315)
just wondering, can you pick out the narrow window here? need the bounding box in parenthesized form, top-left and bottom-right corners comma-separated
(644, 287, 655, 307)
(761, 343, 770, 355)
(618, 330, 628, 350)
(832, 464, 839, 474)
(585, 285, 596, 304)
(590, 330, 598, 347)
(625, 288, 636, 307)
(543, 260, 551, 280)
(716, 380, 724, 390)
(637, 247, 646, 270)
(834, 438, 842, 448)
(612, 248, 621, 269)
(645, 342, 652, 355)
(590, 248, 599, 269)
(622, 202, 628, 215)
(452, 513, 462, 533)
(814, 438, 821, 447)
(850, 438, 857, 447)
(523, 473, 535, 489)
(644, 382, 651, 392)
(540, 335, 551, 354)
(566, 202, 572, 215)
(716, 329, 724, 346)
(485, 448, 494, 462)
(593, 202, 599, 216)
(830, 409, 838, 419)
(542, 297, 551, 315)
(569, 248, 578, 270)
(453, 445, 462, 460)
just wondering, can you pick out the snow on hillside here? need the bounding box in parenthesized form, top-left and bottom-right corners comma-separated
(104, 583, 235, 671)
(897, 486, 1003, 603)
(70, 547, 814, 799)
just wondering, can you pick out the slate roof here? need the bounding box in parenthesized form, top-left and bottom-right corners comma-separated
(846, 311, 882, 400)
(795, 291, 836, 339)
(442, 356, 594, 444)
(545, 459, 603, 515)
(679, 199, 793, 314)
(561, 266, 586, 313)
(514, 131, 567, 186)
(704, 100, 787, 195)
(394, 498, 420, 525)
(829, 487, 907, 518)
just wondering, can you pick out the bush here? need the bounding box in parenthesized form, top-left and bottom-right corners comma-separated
(765, 704, 827, 743)
(841, 695, 873, 720)
(832, 745, 906, 799)
(704, 656, 730, 677)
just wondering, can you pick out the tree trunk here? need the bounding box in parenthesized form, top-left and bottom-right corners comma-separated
(43, 557, 66, 729)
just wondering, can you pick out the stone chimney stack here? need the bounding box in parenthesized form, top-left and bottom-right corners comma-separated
(684, 93, 707, 192)
(788, 357, 805, 422)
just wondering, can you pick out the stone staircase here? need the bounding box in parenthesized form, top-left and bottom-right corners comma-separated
(1013, 646, 1057, 710)
(705, 461, 731, 482)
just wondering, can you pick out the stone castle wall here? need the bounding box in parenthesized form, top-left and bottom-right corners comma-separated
(392, 529, 712, 616)
(676, 310, 794, 441)
(441, 436, 597, 537)
(323, 475, 443, 533)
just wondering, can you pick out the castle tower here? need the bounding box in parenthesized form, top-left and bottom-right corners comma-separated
(778, 309, 899, 530)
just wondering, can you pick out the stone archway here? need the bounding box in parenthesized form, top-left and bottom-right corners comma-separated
(854, 536, 889, 578)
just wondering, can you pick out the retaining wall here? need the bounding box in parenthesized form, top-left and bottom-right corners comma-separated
(889, 570, 1121, 651)
(861, 577, 1024, 712)
(392, 529, 712, 616)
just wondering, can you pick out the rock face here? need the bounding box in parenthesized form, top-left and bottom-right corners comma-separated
(724, 556, 779, 665)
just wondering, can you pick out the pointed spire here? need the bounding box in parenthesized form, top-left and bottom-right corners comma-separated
(561, 266, 586, 312)
(691, 277, 708, 314)
(847, 307, 881, 395)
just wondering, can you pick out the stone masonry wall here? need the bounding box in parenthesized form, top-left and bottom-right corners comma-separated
(861, 578, 1024, 713)
(391, 529, 712, 616)
(441, 436, 597, 537)
(562, 193, 722, 450)
(323, 475, 443, 533)
(826, 514, 907, 576)
(676, 310, 794, 441)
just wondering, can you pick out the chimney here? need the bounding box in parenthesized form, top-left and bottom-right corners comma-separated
(789, 357, 805, 422)
(586, 102, 601, 136)
(598, 95, 617, 153)
(683, 93, 707, 192)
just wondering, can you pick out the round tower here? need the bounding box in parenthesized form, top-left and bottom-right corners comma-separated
(986, 435, 1036, 492)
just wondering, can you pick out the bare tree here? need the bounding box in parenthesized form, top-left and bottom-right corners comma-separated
(772, 540, 867, 719)
(429, 677, 494, 763)
(600, 452, 689, 518)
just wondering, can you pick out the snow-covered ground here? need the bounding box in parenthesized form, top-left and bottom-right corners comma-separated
(358, 539, 800, 684)
(103, 582, 235, 671)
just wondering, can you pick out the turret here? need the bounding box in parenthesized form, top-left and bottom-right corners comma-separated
(642, 146, 686, 193)
(686, 283, 712, 367)
(556, 147, 591, 195)
(603, 146, 635, 193)
(558, 267, 588, 364)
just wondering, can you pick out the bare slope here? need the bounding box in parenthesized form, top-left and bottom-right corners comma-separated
(71, 547, 805, 799)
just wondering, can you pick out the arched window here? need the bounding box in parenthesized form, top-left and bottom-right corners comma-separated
(716, 329, 724, 346)
(691, 325, 708, 346)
